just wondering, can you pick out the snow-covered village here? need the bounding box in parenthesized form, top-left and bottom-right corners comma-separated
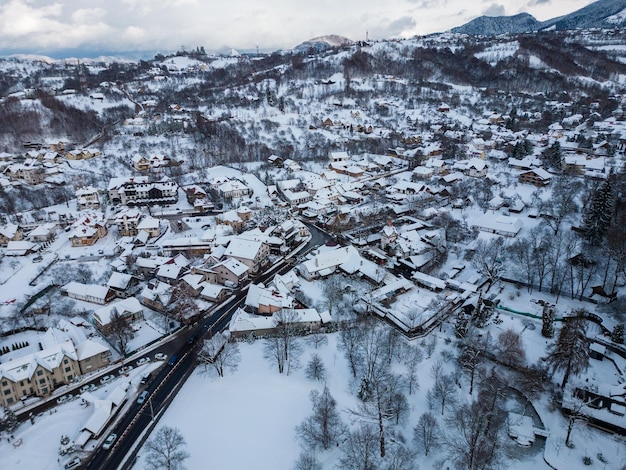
(1, 1, 626, 469)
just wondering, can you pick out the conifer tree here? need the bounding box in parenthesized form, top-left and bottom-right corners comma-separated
(545, 317, 590, 389)
(582, 176, 615, 245)
(541, 304, 555, 338)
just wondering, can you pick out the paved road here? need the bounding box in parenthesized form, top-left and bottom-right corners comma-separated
(85, 226, 332, 469)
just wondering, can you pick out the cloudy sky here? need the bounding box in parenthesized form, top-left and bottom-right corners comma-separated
(0, 0, 596, 57)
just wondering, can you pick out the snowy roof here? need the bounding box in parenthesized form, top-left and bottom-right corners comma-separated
(93, 297, 143, 326)
(157, 263, 184, 280)
(200, 282, 227, 299)
(229, 307, 323, 333)
(107, 272, 133, 290)
(521, 168, 552, 180)
(0, 339, 77, 383)
(471, 215, 523, 235)
(75, 339, 110, 361)
(6, 240, 36, 254)
(245, 283, 293, 309)
(212, 257, 249, 276)
(300, 245, 360, 276)
(62, 282, 112, 302)
(224, 237, 265, 261)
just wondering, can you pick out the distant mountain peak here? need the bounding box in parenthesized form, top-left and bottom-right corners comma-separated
(294, 35, 353, 53)
(452, 0, 626, 36)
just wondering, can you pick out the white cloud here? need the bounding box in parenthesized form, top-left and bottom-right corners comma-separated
(0, 0, 597, 56)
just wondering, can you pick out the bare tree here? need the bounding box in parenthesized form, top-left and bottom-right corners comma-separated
(427, 372, 457, 416)
(457, 330, 490, 395)
(495, 329, 526, 369)
(545, 317, 590, 389)
(422, 334, 437, 359)
(305, 353, 326, 382)
(306, 331, 328, 349)
(296, 386, 347, 450)
(403, 344, 422, 395)
(339, 323, 363, 379)
(384, 443, 416, 470)
(144, 426, 190, 470)
(537, 177, 581, 236)
(292, 452, 322, 470)
(168, 282, 200, 325)
(471, 237, 506, 292)
(108, 310, 134, 356)
(263, 308, 303, 374)
(413, 411, 440, 456)
(339, 423, 380, 470)
(197, 332, 241, 378)
(444, 399, 504, 470)
(322, 274, 344, 315)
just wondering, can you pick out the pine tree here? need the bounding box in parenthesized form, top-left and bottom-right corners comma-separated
(541, 141, 562, 170)
(545, 317, 590, 389)
(582, 176, 615, 245)
(541, 304, 555, 338)
(611, 324, 624, 344)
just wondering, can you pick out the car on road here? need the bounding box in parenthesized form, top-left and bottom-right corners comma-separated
(167, 354, 179, 366)
(137, 390, 149, 404)
(136, 357, 151, 366)
(79, 384, 96, 394)
(118, 365, 133, 375)
(140, 372, 153, 385)
(100, 374, 115, 385)
(186, 334, 198, 345)
(57, 394, 73, 405)
(64, 457, 81, 469)
(102, 433, 117, 450)
(154, 353, 167, 361)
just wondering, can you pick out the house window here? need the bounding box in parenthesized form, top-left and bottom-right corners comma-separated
(3, 389, 10, 395)
(65, 367, 71, 373)
(64, 359, 68, 364)
(19, 381, 24, 386)
(42, 387, 48, 394)
(37, 370, 43, 376)
(7, 398, 13, 404)
(39, 378, 45, 385)
(1, 380, 7, 387)
(67, 375, 73, 381)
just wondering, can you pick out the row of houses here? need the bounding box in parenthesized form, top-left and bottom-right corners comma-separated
(0, 325, 111, 407)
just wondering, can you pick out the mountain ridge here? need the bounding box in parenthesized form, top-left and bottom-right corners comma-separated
(452, 0, 626, 35)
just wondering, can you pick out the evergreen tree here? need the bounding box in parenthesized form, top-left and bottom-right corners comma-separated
(541, 304, 555, 338)
(0, 406, 17, 434)
(611, 324, 624, 344)
(545, 317, 590, 389)
(582, 176, 615, 245)
(541, 141, 562, 170)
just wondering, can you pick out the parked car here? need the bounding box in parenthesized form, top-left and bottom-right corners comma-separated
(79, 384, 96, 394)
(102, 433, 117, 450)
(100, 375, 115, 385)
(64, 457, 81, 469)
(118, 365, 133, 375)
(56, 394, 73, 405)
(137, 390, 149, 404)
(154, 353, 167, 361)
(33, 256, 43, 263)
(140, 372, 153, 385)
(136, 357, 151, 366)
